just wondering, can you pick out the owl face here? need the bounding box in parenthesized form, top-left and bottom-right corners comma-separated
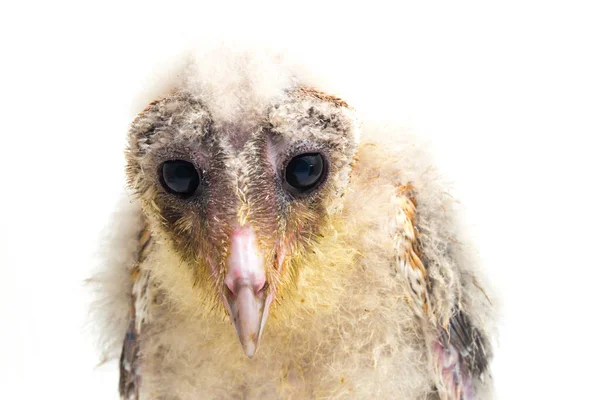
(126, 88, 358, 357)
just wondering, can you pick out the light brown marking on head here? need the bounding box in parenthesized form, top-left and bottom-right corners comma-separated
(294, 87, 350, 108)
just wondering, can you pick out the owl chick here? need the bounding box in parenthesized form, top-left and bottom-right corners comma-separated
(94, 47, 495, 400)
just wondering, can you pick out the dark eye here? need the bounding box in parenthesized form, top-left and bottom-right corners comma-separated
(284, 153, 326, 194)
(160, 160, 200, 196)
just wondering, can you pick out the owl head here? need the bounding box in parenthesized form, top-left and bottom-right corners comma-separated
(126, 49, 360, 357)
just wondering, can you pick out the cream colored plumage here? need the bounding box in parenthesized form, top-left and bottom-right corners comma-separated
(92, 46, 496, 400)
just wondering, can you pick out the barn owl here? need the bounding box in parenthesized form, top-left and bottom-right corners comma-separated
(92, 47, 496, 400)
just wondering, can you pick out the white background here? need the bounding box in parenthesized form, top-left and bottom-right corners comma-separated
(1, 1, 599, 398)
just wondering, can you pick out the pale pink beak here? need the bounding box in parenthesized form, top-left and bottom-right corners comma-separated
(223, 226, 272, 358)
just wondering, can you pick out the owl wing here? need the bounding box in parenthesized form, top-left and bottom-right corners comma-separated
(394, 184, 494, 400)
(119, 317, 140, 400)
(119, 227, 153, 400)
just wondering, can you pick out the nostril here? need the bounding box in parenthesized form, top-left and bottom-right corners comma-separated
(254, 279, 267, 295)
(225, 281, 236, 298)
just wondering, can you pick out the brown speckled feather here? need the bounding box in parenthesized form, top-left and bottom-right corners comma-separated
(119, 226, 153, 400)
(394, 184, 491, 400)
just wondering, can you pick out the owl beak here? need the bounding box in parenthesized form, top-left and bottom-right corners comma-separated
(223, 226, 271, 358)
